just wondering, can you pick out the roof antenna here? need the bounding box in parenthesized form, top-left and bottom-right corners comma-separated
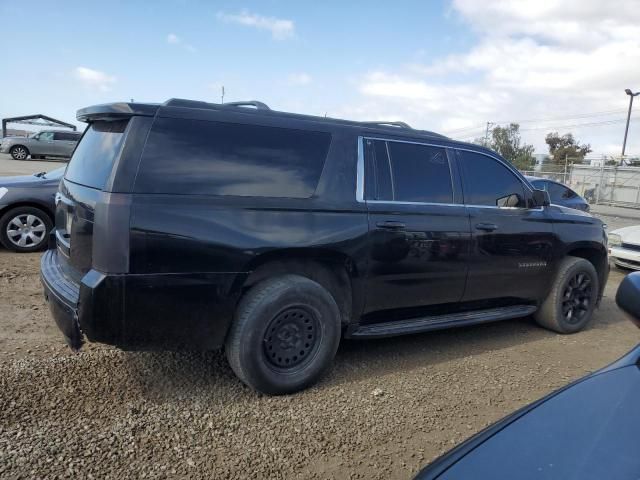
(221, 86, 225, 104)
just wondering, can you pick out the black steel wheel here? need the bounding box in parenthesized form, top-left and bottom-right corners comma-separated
(534, 256, 599, 334)
(263, 307, 321, 370)
(225, 274, 341, 395)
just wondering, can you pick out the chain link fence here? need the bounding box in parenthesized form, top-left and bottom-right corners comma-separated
(522, 158, 640, 209)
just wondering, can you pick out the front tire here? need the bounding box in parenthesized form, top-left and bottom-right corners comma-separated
(225, 275, 341, 395)
(0, 206, 53, 252)
(9, 145, 29, 160)
(534, 256, 598, 333)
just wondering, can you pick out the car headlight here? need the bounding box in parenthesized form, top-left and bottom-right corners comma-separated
(608, 233, 622, 247)
(0, 187, 7, 200)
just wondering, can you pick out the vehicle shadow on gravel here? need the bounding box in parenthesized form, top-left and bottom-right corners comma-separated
(116, 303, 626, 399)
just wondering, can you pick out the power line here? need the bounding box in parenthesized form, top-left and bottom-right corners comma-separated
(518, 116, 640, 132)
(493, 108, 628, 125)
(443, 108, 630, 135)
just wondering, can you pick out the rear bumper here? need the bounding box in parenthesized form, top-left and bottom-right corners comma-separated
(40, 249, 83, 349)
(41, 248, 245, 350)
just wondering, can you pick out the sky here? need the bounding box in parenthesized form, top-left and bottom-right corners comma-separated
(1, 0, 639, 157)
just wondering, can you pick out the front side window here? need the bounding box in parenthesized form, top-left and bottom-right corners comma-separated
(135, 118, 331, 198)
(365, 139, 453, 203)
(547, 182, 574, 200)
(458, 150, 526, 208)
(39, 132, 54, 141)
(64, 120, 128, 190)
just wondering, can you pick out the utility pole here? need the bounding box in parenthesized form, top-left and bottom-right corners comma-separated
(221, 86, 225, 104)
(622, 88, 639, 163)
(484, 122, 494, 147)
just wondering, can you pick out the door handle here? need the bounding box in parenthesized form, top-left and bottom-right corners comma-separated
(475, 222, 498, 232)
(376, 221, 406, 230)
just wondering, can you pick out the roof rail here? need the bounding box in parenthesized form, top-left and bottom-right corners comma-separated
(224, 101, 271, 111)
(361, 121, 412, 129)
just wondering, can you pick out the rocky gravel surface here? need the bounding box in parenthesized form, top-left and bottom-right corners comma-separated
(1, 239, 639, 479)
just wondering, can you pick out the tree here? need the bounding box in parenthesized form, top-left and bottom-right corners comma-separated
(485, 123, 535, 170)
(545, 132, 591, 164)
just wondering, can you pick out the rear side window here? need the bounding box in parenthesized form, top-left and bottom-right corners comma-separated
(64, 120, 127, 190)
(135, 118, 331, 197)
(458, 150, 526, 207)
(365, 139, 453, 203)
(54, 131, 80, 141)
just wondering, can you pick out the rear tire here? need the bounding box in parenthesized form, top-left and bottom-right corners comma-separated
(10, 145, 29, 160)
(534, 256, 598, 334)
(225, 275, 341, 395)
(0, 206, 52, 252)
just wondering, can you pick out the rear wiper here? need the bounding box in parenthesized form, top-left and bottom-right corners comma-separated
(33, 171, 46, 178)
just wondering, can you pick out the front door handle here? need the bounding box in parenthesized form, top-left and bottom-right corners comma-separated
(376, 220, 406, 230)
(475, 222, 498, 232)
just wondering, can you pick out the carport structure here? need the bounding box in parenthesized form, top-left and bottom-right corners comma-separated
(2, 114, 77, 138)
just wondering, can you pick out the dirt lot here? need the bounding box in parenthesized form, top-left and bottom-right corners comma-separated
(1, 154, 639, 478)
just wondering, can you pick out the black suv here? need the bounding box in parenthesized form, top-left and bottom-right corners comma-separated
(41, 99, 609, 395)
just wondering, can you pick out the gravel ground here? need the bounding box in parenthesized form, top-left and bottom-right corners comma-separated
(0, 245, 638, 479)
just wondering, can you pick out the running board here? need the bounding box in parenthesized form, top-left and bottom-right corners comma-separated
(346, 305, 537, 339)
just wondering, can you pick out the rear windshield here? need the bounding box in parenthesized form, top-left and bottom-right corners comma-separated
(64, 120, 127, 190)
(134, 118, 331, 198)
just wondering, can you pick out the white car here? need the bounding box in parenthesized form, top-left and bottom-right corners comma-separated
(609, 226, 640, 270)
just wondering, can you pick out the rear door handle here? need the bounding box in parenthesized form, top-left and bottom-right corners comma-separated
(475, 222, 498, 232)
(376, 221, 406, 230)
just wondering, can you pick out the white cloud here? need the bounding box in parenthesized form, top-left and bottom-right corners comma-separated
(287, 73, 312, 86)
(350, 1, 640, 154)
(217, 10, 294, 40)
(73, 66, 116, 93)
(166, 33, 197, 53)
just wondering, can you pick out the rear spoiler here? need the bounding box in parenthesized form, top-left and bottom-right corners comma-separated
(76, 102, 159, 123)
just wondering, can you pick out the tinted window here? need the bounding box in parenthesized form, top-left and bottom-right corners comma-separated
(54, 131, 80, 141)
(365, 139, 453, 203)
(364, 139, 393, 200)
(135, 118, 331, 197)
(64, 120, 127, 190)
(459, 151, 526, 207)
(547, 182, 574, 200)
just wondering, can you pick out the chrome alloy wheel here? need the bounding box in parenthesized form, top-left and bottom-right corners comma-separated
(6, 213, 47, 248)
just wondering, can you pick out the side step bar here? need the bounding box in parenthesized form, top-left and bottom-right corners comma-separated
(346, 305, 537, 339)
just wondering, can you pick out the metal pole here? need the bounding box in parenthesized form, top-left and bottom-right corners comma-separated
(484, 122, 492, 147)
(622, 93, 636, 159)
(221, 86, 225, 104)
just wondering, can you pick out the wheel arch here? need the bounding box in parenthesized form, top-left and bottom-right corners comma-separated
(235, 248, 359, 326)
(565, 242, 608, 302)
(0, 201, 55, 224)
(9, 144, 30, 155)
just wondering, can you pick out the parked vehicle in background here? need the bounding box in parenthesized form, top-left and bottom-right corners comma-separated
(415, 272, 640, 480)
(42, 99, 608, 395)
(608, 226, 640, 270)
(526, 176, 590, 211)
(0, 167, 63, 252)
(0, 130, 81, 160)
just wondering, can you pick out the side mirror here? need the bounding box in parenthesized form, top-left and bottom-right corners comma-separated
(532, 189, 550, 207)
(616, 272, 640, 328)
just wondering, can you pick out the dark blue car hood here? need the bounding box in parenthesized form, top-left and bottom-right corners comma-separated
(418, 345, 640, 480)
